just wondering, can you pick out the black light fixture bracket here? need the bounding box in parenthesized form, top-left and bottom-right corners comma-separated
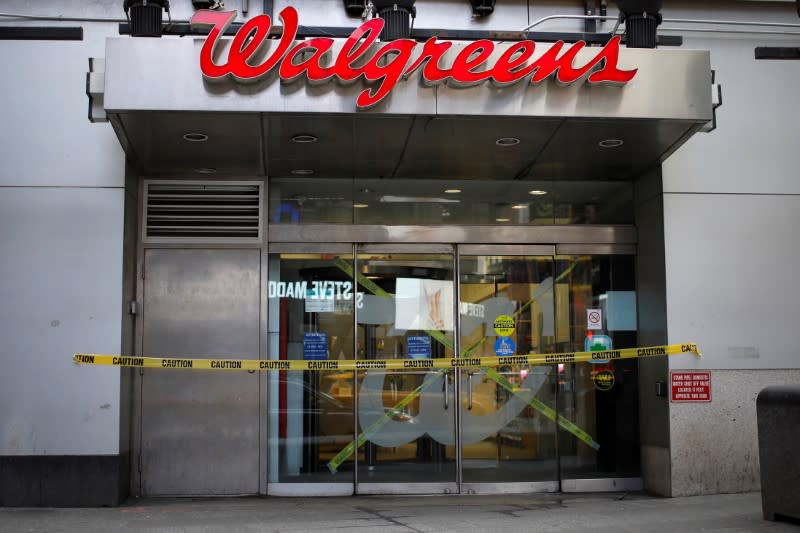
(469, 0, 496, 17)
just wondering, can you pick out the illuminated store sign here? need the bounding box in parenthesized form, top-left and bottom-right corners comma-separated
(191, 7, 637, 109)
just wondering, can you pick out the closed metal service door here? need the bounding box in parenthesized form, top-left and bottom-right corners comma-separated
(140, 249, 261, 495)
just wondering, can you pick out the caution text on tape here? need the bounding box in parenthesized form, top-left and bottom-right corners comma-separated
(74, 343, 700, 371)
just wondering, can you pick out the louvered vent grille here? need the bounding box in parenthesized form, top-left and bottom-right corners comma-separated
(144, 181, 262, 241)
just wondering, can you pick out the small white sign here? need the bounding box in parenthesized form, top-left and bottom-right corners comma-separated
(587, 308, 603, 330)
(305, 297, 335, 313)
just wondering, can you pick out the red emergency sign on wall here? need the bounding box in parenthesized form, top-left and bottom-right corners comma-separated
(190, 7, 637, 109)
(671, 371, 711, 402)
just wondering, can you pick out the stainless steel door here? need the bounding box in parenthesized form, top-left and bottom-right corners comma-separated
(140, 248, 261, 495)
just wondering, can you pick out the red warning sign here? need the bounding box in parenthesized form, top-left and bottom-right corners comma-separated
(670, 371, 711, 402)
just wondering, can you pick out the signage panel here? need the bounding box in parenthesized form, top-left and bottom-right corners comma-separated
(190, 7, 637, 109)
(303, 332, 329, 360)
(671, 371, 711, 402)
(494, 337, 516, 356)
(407, 335, 432, 359)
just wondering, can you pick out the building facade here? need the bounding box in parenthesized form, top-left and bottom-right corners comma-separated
(1, 0, 798, 506)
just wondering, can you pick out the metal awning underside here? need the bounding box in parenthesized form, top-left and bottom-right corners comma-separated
(93, 37, 716, 180)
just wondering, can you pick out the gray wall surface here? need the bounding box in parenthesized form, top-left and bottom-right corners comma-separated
(0, 11, 125, 456)
(669, 369, 800, 497)
(0, 188, 124, 455)
(660, 3, 800, 495)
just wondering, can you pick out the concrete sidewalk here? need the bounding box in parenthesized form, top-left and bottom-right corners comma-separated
(0, 492, 797, 533)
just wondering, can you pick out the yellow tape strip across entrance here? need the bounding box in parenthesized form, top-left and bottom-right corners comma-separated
(73, 343, 700, 371)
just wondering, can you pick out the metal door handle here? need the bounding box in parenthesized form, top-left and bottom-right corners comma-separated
(467, 372, 473, 410)
(443, 372, 449, 410)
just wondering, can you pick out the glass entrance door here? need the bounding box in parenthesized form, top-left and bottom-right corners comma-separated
(355, 245, 458, 494)
(457, 246, 560, 493)
(265, 242, 640, 495)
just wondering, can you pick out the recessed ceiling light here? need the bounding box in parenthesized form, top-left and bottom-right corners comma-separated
(290, 169, 314, 176)
(291, 134, 318, 144)
(183, 132, 208, 142)
(444, 189, 461, 194)
(528, 190, 548, 196)
(495, 137, 520, 147)
(511, 204, 528, 209)
(598, 139, 624, 148)
(194, 167, 217, 174)
(353, 203, 369, 208)
(496, 217, 510, 222)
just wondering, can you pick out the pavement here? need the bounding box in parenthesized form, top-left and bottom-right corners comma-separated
(0, 491, 798, 533)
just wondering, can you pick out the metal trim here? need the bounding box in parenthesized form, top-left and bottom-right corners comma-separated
(462, 481, 560, 495)
(115, 22, 683, 45)
(459, 244, 554, 256)
(357, 482, 459, 495)
(268, 243, 353, 254)
(267, 483, 354, 496)
(352, 244, 359, 491)
(0, 26, 83, 40)
(561, 477, 644, 492)
(556, 244, 637, 256)
(258, 247, 268, 495)
(454, 247, 462, 492)
(131, 177, 147, 497)
(357, 243, 454, 254)
(269, 225, 637, 245)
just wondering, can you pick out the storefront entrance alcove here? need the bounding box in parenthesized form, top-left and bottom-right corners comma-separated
(134, 223, 641, 496)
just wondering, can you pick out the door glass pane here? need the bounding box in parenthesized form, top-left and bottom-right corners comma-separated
(267, 252, 355, 484)
(355, 251, 457, 485)
(556, 255, 640, 479)
(458, 255, 559, 484)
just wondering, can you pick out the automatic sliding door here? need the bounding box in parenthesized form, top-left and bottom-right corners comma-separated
(355, 245, 458, 494)
(266, 245, 356, 496)
(457, 247, 560, 492)
(554, 252, 641, 490)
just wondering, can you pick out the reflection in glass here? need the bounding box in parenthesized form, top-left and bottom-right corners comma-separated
(355, 252, 457, 485)
(267, 253, 355, 484)
(458, 255, 560, 484)
(269, 178, 633, 226)
(555, 255, 640, 479)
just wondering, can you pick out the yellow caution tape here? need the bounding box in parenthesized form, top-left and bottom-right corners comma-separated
(73, 343, 701, 371)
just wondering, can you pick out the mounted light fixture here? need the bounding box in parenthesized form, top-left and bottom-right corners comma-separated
(598, 139, 624, 148)
(291, 169, 315, 175)
(191, 0, 224, 9)
(469, 0, 496, 17)
(372, 0, 416, 40)
(123, 0, 170, 37)
(183, 132, 208, 142)
(495, 137, 521, 147)
(291, 134, 318, 144)
(342, 0, 366, 17)
(614, 0, 663, 48)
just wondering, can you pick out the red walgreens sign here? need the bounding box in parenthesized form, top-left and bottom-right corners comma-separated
(671, 371, 711, 402)
(190, 7, 637, 109)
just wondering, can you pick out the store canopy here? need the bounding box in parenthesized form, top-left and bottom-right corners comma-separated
(91, 35, 717, 180)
